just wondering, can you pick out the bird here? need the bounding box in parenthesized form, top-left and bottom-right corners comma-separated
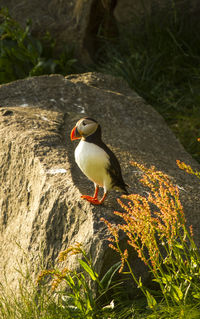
(70, 117, 128, 205)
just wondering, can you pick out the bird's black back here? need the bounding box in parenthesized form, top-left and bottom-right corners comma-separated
(85, 125, 128, 193)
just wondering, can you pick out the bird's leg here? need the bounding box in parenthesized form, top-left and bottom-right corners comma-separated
(93, 185, 99, 199)
(81, 186, 107, 205)
(86, 191, 107, 205)
(98, 192, 107, 204)
(81, 185, 99, 201)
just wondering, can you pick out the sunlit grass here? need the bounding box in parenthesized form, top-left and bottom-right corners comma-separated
(1, 161, 200, 318)
(102, 161, 200, 317)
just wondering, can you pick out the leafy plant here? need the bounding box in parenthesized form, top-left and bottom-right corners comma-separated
(1, 163, 200, 318)
(102, 161, 200, 312)
(37, 242, 121, 318)
(0, 8, 77, 84)
(177, 159, 200, 180)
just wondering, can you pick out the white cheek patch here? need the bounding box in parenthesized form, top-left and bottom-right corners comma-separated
(81, 123, 98, 136)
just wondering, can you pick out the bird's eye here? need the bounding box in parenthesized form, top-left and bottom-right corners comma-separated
(82, 121, 86, 126)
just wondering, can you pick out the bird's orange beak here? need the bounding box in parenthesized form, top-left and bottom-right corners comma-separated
(70, 126, 81, 140)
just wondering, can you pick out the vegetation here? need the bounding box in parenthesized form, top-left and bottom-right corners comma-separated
(0, 8, 77, 84)
(1, 161, 200, 318)
(103, 161, 200, 317)
(96, 10, 200, 163)
(1, 3, 200, 318)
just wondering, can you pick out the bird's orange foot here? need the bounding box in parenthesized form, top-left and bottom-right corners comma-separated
(81, 195, 102, 205)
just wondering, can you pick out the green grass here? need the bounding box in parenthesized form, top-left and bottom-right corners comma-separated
(1, 238, 200, 319)
(96, 10, 200, 162)
(103, 161, 200, 317)
(2, 164, 200, 319)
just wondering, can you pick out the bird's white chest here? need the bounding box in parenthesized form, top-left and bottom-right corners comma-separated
(74, 140, 111, 189)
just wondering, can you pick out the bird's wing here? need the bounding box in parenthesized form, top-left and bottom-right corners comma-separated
(99, 142, 128, 192)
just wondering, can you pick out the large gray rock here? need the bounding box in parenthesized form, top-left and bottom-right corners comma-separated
(0, 72, 200, 289)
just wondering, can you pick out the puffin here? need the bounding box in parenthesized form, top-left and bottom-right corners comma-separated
(70, 117, 128, 205)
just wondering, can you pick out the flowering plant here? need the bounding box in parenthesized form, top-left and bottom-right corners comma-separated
(103, 161, 200, 308)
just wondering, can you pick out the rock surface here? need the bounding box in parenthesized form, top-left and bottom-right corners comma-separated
(0, 72, 200, 289)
